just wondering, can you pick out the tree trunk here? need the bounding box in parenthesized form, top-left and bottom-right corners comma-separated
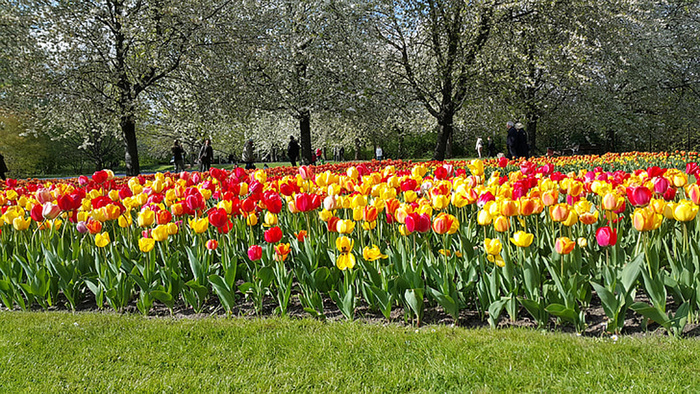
(122, 114, 140, 176)
(433, 111, 454, 161)
(354, 138, 361, 160)
(526, 115, 538, 155)
(298, 110, 312, 165)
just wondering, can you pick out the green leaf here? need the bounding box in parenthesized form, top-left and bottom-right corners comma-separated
(621, 254, 643, 293)
(545, 303, 577, 323)
(590, 281, 619, 320)
(630, 302, 670, 328)
(208, 274, 236, 313)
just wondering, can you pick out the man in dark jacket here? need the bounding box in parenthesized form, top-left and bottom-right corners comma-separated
(171, 140, 186, 172)
(287, 135, 300, 167)
(486, 136, 496, 157)
(198, 139, 213, 172)
(515, 122, 529, 159)
(0, 153, 7, 180)
(506, 121, 518, 159)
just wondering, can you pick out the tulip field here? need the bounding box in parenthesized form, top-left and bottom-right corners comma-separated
(2, 151, 700, 335)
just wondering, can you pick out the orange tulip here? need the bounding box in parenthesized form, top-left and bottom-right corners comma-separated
(555, 237, 575, 255)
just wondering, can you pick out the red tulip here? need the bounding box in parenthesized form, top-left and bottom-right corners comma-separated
(595, 226, 617, 247)
(626, 186, 652, 207)
(30, 204, 44, 222)
(295, 193, 313, 212)
(653, 177, 670, 194)
(207, 208, 229, 228)
(498, 157, 508, 168)
(247, 245, 262, 261)
(264, 226, 283, 243)
(405, 213, 430, 233)
(156, 209, 173, 225)
(92, 170, 109, 184)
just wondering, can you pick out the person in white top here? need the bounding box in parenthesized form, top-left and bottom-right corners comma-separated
(375, 146, 383, 161)
(475, 137, 483, 158)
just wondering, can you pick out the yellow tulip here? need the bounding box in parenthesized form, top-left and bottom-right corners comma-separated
(336, 236, 354, 253)
(189, 217, 209, 234)
(152, 224, 169, 242)
(264, 212, 278, 227)
(336, 219, 355, 234)
(139, 237, 155, 253)
(138, 208, 155, 227)
(353, 206, 363, 221)
(12, 216, 31, 231)
(336, 251, 356, 270)
(484, 238, 502, 256)
(318, 209, 333, 222)
(362, 221, 377, 231)
(487, 253, 505, 267)
(246, 213, 258, 226)
(562, 210, 579, 227)
(166, 222, 178, 235)
(510, 231, 534, 248)
(404, 190, 417, 203)
(477, 210, 492, 226)
(118, 214, 133, 228)
(467, 159, 484, 176)
(673, 200, 698, 222)
(363, 245, 388, 261)
(431, 194, 450, 210)
(95, 232, 110, 248)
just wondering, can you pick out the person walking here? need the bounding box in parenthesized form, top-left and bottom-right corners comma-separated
(0, 153, 8, 180)
(475, 137, 484, 158)
(242, 139, 256, 170)
(198, 139, 214, 172)
(506, 121, 518, 160)
(375, 145, 383, 161)
(287, 135, 300, 167)
(171, 140, 186, 172)
(515, 122, 529, 159)
(487, 136, 496, 157)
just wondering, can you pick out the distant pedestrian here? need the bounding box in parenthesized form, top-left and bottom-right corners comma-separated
(242, 139, 256, 170)
(287, 135, 300, 167)
(339, 146, 345, 162)
(487, 136, 496, 157)
(475, 137, 483, 158)
(506, 121, 518, 160)
(198, 139, 214, 172)
(515, 122, 529, 159)
(375, 145, 383, 161)
(0, 153, 7, 180)
(171, 140, 186, 172)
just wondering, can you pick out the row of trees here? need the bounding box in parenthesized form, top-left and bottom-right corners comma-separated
(1, 0, 699, 175)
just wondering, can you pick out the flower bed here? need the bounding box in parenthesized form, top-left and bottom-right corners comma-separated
(1, 151, 700, 335)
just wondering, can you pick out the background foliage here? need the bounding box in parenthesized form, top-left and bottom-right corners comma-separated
(1, 0, 699, 175)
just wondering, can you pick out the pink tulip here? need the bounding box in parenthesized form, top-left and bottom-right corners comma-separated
(596, 226, 618, 247)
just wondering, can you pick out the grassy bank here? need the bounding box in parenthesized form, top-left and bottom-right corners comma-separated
(1, 312, 699, 392)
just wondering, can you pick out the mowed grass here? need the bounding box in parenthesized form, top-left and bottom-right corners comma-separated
(1, 312, 699, 392)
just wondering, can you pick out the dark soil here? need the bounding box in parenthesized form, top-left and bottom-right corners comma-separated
(4, 289, 699, 338)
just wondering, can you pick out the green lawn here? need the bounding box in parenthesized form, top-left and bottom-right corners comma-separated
(1, 312, 698, 392)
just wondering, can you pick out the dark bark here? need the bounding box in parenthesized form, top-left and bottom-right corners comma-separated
(122, 114, 140, 176)
(298, 110, 312, 165)
(433, 110, 454, 161)
(526, 114, 538, 155)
